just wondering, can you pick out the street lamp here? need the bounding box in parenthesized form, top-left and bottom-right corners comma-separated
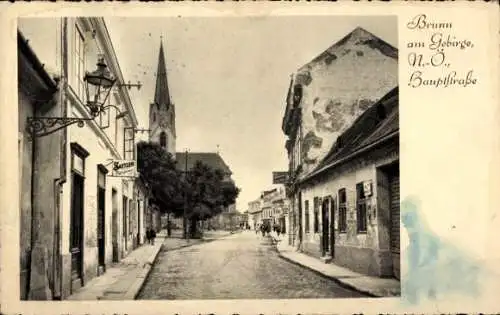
(27, 56, 133, 139)
(84, 56, 116, 117)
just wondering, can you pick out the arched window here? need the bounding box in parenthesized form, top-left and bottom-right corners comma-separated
(159, 132, 167, 149)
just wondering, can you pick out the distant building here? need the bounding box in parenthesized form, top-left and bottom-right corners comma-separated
(247, 198, 262, 230)
(282, 27, 400, 279)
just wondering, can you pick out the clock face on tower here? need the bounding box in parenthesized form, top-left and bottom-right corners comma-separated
(159, 117, 167, 128)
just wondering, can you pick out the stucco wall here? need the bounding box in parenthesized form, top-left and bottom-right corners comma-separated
(299, 142, 399, 276)
(18, 88, 34, 299)
(296, 28, 398, 177)
(300, 163, 377, 258)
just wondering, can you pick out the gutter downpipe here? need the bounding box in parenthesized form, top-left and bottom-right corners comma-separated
(52, 17, 68, 300)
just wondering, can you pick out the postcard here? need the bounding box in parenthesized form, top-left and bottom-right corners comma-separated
(0, 1, 499, 314)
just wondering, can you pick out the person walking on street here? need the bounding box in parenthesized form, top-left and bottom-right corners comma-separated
(151, 229, 157, 245)
(167, 220, 172, 238)
(146, 229, 151, 244)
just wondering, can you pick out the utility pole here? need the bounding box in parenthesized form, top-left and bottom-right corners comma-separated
(183, 149, 189, 239)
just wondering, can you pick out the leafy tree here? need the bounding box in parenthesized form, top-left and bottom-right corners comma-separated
(183, 161, 240, 237)
(136, 141, 184, 217)
(137, 142, 240, 238)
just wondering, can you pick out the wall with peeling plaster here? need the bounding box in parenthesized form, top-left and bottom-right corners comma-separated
(295, 27, 397, 177)
(299, 140, 399, 277)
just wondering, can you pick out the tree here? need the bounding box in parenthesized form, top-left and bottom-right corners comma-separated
(136, 141, 184, 218)
(183, 161, 240, 237)
(137, 142, 241, 238)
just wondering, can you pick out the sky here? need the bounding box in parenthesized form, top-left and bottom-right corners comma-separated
(104, 16, 397, 212)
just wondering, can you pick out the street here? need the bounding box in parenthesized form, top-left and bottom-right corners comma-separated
(137, 231, 366, 299)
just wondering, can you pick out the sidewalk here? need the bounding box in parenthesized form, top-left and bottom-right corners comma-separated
(67, 229, 233, 300)
(273, 237, 401, 297)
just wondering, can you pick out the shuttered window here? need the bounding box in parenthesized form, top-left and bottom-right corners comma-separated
(356, 183, 367, 233)
(338, 188, 347, 233)
(313, 197, 319, 233)
(304, 200, 310, 233)
(390, 175, 400, 253)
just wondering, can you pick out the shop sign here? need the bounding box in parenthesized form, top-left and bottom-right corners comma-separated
(110, 160, 138, 178)
(273, 171, 288, 184)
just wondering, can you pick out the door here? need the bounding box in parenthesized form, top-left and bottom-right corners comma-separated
(70, 172, 84, 286)
(137, 199, 141, 246)
(111, 189, 119, 262)
(321, 198, 330, 256)
(329, 197, 335, 258)
(97, 186, 105, 269)
(389, 167, 400, 279)
(298, 192, 302, 243)
(123, 196, 128, 252)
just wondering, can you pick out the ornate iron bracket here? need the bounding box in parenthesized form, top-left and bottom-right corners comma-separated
(117, 81, 142, 90)
(27, 117, 94, 140)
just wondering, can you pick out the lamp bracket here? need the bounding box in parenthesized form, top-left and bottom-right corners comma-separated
(27, 116, 93, 140)
(117, 81, 142, 91)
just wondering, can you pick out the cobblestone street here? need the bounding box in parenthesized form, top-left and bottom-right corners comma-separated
(137, 231, 367, 299)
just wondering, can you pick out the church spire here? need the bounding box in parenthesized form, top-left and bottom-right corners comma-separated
(154, 39, 171, 108)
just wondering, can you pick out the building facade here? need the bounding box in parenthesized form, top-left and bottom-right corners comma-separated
(247, 198, 262, 230)
(18, 17, 148, 300)
(282, 27, 399, 278)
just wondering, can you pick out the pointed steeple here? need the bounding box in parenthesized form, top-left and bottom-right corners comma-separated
(154, 39, 171, 108)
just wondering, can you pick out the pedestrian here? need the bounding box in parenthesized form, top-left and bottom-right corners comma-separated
(146, 229, 151, 244)
(167, 220, 172, 238)
(260, 224, 265, 237)
(276, 225, 281, 239)
(151, 229, 156, 245)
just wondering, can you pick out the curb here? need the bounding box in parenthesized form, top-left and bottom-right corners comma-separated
(276, 251, 378, 298)
(271, 238, 379, 298)
(125, 243, 164, 300)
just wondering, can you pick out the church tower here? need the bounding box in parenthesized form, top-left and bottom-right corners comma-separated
(149, 39, 176, 157)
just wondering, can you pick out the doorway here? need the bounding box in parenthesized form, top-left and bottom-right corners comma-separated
(329, 197, 335, 258)
(111, 189, 119, 263)
(321, 198, 330, 257)
(298, 192, 303, 244)
(388, 165, 400, 279)
(122, 196, 128, 253)
(97, 166, 106, 273)
(70, 171, 84, 289)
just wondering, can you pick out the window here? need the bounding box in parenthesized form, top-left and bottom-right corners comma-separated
(356, 183, 367, 233)
(304, 200, 310, 233)
(160, 131, 167, 149)
(313, 197, 319, 233)
(73, 25, 85, 102)
(338, 188, 347, 233)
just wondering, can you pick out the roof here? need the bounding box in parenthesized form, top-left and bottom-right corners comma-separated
(18, 30, 58, 93)
(299, 26, 398, 73)
(304, 86, 399, 181)
(175, 152, 232, 175)
(154, 40, 172, 108)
